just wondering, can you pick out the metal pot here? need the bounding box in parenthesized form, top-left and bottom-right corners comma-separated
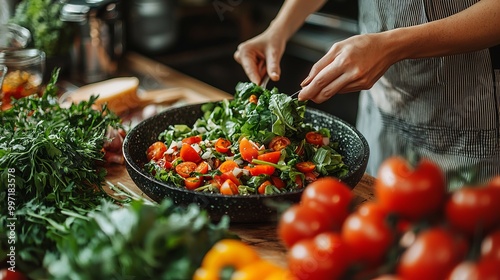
(61, 0, 124, 83)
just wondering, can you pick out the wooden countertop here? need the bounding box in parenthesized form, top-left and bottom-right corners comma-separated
(103, 52, 376, 268)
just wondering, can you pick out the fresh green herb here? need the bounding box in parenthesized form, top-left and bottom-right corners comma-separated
(0, 69, 232, 279)
(43, 199, 234, 280)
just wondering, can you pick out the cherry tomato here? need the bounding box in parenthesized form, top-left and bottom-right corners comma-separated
(397, 227, 469, 280)
(248, 94, 258, 104)
(185, 177, 202, 190)
(258, 180, 272, 194)
(268, 136, 291, 151)
(448, 259, 500, 280)
(481, 229, 500, 262)
(0, 269, 27, 280)
(221, 171, 241, 186)
(301, 177, 353, 230)
(246, 165, 275, 176)
(157, 158, 173, 170)
(295, 161, 316, 173)
(239, 137, 259, 162)
(445, 184, 500, 236)
(287, 232, 351, 280)
(305, 131, 324, 146)
(278, 204, 337, 248)
(195, 161, 210, 174)
(218, 160, 239, 173)
(182, 135, 202, 144)
(376, 157, 446, 220)
(175, 162, 197, 178)
(341, 202, 395, 266)
(220, 179, 239, 195)
(257, 151, 282, 164)
(146, 141, 167, 161)
(215, 138, 231, 153)
(180, 143, 202, 163)
(304, 172, 318, 182)
(270, 176, 286, 189)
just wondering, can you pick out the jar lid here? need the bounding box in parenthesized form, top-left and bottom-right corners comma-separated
(0, 49, 46, 67)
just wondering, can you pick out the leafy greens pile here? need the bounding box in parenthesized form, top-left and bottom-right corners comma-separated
(148, 82, 349, 194)
(0, 70, 232, 279)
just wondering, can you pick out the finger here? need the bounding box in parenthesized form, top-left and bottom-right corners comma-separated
(298, 63, 342, 101)
(265, 48, 282, 81)
(300, 45, 340, 87)
(236, 51, 264, 85)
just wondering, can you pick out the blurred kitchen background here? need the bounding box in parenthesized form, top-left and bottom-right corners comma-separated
(1, 0, 360, 125)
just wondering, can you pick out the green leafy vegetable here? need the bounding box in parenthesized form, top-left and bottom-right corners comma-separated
(0, 69, 232, 279)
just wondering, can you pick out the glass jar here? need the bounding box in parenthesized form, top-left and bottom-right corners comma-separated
(0, 23, 31, 50)
(0, 48, 45, 110)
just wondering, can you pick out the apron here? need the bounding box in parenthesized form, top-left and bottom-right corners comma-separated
(356, 0, 500, 190)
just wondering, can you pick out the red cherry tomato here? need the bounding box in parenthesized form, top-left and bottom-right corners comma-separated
(195, 161, 210, 174)
(218, 160, 239, 173)
(0, 269, 27, 280)
(287, 232, 351, 280)
(295, 161, 316, 173)
(445, 184, 500, 236)
(257, 151, 282, 164)
(270, 176, 286, 189)
(220, 179, 239, 195)
(258, 180, 272, 194)
(300, 177, 353, 231)
(305, 131, 324, 146)
(175, 161, 197, 178)
(341, 202, 395, 266)
(397, 227, 469, 280)
(246, 165, 276, 176)
(182, 135, 202, 144)
(448, 259, 500, 280)
(375, 157, 446, 220)
(481, 229, 500, 262)
(180, 143, 202, 163)
(268, 136, 291, 151)
(277, 204, 337, 248)
(239, 137, 259, 162)
(220, 171, 241, 186)
(215, 138, 231, 153)
(146, 141, 167, 161)
(185, 177, 202, 190)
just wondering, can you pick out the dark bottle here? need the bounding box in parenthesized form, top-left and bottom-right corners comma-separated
(125, 0, 178, 55)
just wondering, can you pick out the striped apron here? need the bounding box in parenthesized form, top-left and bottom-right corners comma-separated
(356, 0, 500, 190)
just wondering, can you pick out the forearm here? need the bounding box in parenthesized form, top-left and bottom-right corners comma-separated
(266, 0, 327, 42)
(386, 0, 500, 61)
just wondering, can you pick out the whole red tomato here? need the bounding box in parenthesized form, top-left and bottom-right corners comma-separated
(341, 202, 395, 267)
(445, 183, 500, 236)
(287, 232, 351, 280)
(375, 157, 446, 220)
(448, 259, 500, 280)
(0, 269, 27, 280)
(481, 229, 500, 262)
(397, 227, 468, 280)
(278, 204, 337, 248)
(300, 177, 353, 231)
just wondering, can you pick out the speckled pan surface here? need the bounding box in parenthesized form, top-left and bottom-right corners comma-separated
(123, 103, 369, 223)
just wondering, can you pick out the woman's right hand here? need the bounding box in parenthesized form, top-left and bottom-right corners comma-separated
(234, 29, 287, 85)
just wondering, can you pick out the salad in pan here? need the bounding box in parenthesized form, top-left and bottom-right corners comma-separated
(144, 82, 349, 195)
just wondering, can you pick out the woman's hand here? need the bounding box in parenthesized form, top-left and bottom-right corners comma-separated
(299, 32, 400, 103)
(234, 29, 288, 86)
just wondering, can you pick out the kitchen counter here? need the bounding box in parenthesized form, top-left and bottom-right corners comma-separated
(103, 52, 376, 268)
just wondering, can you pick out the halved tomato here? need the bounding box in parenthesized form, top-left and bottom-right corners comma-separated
(268, 136, 291, 151)
(180, 143, 202, 163)
(257, 151, 282, 164)
(175, 161, 197, 178)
